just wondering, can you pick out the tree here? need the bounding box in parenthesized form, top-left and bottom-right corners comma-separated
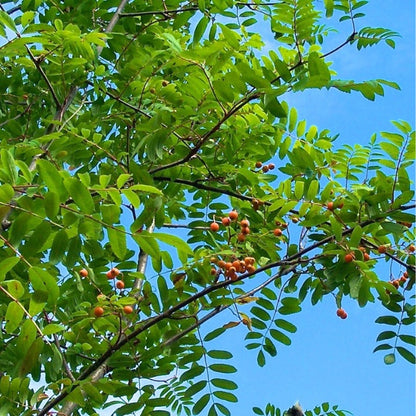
(0, 0, 414, 415)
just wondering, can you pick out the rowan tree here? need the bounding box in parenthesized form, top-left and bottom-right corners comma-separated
(0, 1, 414, 415)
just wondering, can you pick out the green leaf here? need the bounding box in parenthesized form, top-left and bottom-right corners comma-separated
(28, 267, 59, 306)
(108, 226, 127, 259)
(37, 159, 66, 200)
(63, 177, 95, 214)
(193, 393, 210, 415)
(213, 391, 238, 402)
(5, 301, 24, 333)
(257, 350, 265, 367)
(375, 316, 399, 325)
(264, 95, 287, 118)
(185, 380, 207, 398)
(349, 225, 363, 248)
(376, 331, 396, 341)
(0, 257, 20, 282)
(6, 280, 25, 299)
(0, 149, 17, 184)
(207, 350, 233, 360)
(42, 324, 65, 335)
(49, 229, 69, 264)
(211, 378, 238, 390)
(209, 364, 237, 373)
(270, 329, 291, 345)
(275, 319, 297, 333)
(396, 346, 415, 364)
(193, 16, 209, 44)
(19, 337, 44, 376)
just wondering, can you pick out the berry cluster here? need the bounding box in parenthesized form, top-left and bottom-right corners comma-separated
(210, 256, 256, 281)
(336, 307, 348, 319)
(255, 161, 275, 173)
(78, 267, 133, 318)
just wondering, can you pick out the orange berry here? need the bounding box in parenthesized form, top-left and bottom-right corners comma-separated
(399, 275, 407, 284)
(123, 305, 133, 314)
(268, 163, 275, 170)
(273, 228, 282, 236)
(210, 222, 220, 232)
(229, 210, 238, 221)
(229, 272, 238, 281)
(106, 270, 116, 279)
(240, 219, 249, 228)
(210, 267, 217, 275)
(232, 260, 241, 271)
(391, 279, 400, 289)
(326, 201, 334, 211)
(363, 253, 371, 261)
(224, 262, 233, 271)
(344, 253, 354, 263)
(336, 308, 347, 319)
(93, 306, 104, 317)
(244, 256, 255, 265)
(358, 246, 366, 253)
(241, 227, 250, 235)
(116, 280, 125, 290)
(229, 266, 236, 274)
(255, 161, 262, 168)
(281, 222, 288, 229)
(246, 264, 256, 273)
(377, 245, 387, 254)
(218, 260, 226, 269)
(221, 217, 231, 226)
(409, 244, 415, 253)
(79, 268, 88, 278)
(403, 271, 408, 278)
(237, 233, 246, 242)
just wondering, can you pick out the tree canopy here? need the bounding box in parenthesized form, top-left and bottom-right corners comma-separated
(0, 1, 414, 415)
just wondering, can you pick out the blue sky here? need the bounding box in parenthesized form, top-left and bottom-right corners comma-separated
(204, 2, 415, 415)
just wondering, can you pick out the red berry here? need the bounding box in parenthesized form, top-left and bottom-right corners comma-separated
(262, 165, 269, 173)
(241, 227, 250, 235)
(273, 228, 282, 236)
(409, 244, 415, 253)
(336, 308, 347, 319)
(326, 201, 334, 211)
(268, 163, 275, 170)
(79, 268, 88, 278)
(210, 267, 217, 275)
(237, 233, 246, 242)
(94, 306, 104, 317)
(221, 217, 231, 226)
(210, 222, 220, 232)
(229, 210, 238, 221)
(344, 253, 354, 263)
(106, 270, 116, 279)
(116, 280, 125, 290)
(240, 219, 249, 228)
(123, 305, 133, 314)
(363, 253, 371, 261)
(377, 245, 387, 254)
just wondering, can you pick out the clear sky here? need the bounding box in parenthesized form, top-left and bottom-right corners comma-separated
(202, 2, 415, 415)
